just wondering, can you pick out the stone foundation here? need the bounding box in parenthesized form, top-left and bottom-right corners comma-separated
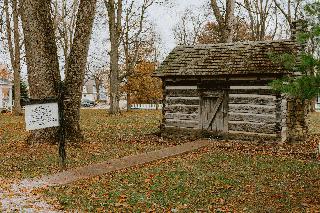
(285, 97, 308, 142)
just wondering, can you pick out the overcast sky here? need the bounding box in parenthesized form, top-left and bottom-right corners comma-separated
(87, 0, 209, 64)
(148, 0, 208, 52)
(0, 0, 210, 78)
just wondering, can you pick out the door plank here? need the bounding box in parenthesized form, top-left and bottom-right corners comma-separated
(206, 97, 223, 130)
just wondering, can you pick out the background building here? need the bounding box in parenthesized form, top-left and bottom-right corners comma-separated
(82, 79, 108, 102)
(0, 65, 13, 111)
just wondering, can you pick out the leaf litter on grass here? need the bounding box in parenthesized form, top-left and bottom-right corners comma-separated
(0, 110, 193, 211)
(0, 110, 187, 180)
(41, 140, 320, 212)
(1, 110, 320, 212)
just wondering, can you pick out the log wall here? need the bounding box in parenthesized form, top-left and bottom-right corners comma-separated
(228, 86, 281, 139)
(163, 85, 200, 129)
(161, 77, 283, 141)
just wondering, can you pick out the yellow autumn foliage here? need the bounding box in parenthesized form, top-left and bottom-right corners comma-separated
(123, 60, 162, 104)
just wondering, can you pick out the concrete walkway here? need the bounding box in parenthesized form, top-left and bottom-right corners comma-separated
(28, 140, 211, 188)
(1, 140, 211, 212)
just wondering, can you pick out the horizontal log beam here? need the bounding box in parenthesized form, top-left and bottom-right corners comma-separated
(198, 81, 228, 88)
(166, 97, 200, 105)
(165, 119, 199, 129)
(166, 89, 199, 97)
(166, 86, 197, 90)
(229, 112, 277, 124)
(229, 89, 277, 95)
(165, 113, 199, 121)
(227, 80, 271, 86)
(164, 105, 199, 114)
(230, 86, 271, 89)
(228, 130, 277, 137)
(229, 77, 257, 80)
(228, 121, 277, 134)
(229, 94, 276, 106)
(229, 104, 276, 115)
(228, 130, 279, 142)
(165, 79, 198, 86)
(201, 91, 224, 97)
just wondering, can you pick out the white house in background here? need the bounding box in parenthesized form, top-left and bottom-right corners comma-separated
(0, 65, 13, 112)
(82, 79, 108, 102)
(0, 79, 13, 112)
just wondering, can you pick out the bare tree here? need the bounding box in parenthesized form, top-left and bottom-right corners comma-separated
(2, 0, 22, 115)
(121, 0, 158, 110)
(20, 0, 61, 143)
(104, 0, 159, 114)
(20, 0, 97, 144)
(238, 0, 278, 40)
(272, 0, 305, 37)
(173, 7, 208, 45)
(63, 0, 98, 141)
(210, 0, 235, 42)
(105, 0, 122, 114)
(197, 18, 253, 43)
(52, 0, 79, 69)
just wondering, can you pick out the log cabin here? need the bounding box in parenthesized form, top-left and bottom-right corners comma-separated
(154, 40, 304, 142)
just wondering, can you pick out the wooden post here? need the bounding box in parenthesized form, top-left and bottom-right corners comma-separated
(58, 81, 66, 169)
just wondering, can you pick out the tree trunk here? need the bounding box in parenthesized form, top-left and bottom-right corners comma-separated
(106, 0, 122, 114)
(210, 0, 235, 43)
(224, 0, 235, 43)
(4, 0, 22, 115)
(12, 0, 22, 115)
(126, 92, 131, 111)
(310, 97, 316, 112)
(21, 0, 61, 143)
(21, 0, 97, 144)
(94, 77, 101, 101)
(64, 0, 97, 142)
(109, 65, 120, 113)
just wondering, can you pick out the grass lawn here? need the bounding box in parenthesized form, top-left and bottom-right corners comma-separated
(1, 110, 320, 211)
(0, 110, 186, 180)
(42, 146, 320, 212)
(308, 112, 320, 135)
(38, 112, 320, 212)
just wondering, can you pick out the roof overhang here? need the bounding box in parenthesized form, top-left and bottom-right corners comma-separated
(154, 39, 299, 77)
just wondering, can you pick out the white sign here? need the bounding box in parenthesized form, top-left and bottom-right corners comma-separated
(25, 103, 60, 131)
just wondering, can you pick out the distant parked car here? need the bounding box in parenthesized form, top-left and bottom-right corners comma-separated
(81, 99, 96, 107)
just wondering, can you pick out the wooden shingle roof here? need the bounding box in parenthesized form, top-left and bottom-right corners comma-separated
(154, 40, 299, 77)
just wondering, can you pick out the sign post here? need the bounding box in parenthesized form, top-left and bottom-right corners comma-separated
(58, 82, 66, 169)
(25, 102, 59, 131)
(25, 96, 66, 169)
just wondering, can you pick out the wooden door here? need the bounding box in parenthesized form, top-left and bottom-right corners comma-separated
(201, 92, 227, 132)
